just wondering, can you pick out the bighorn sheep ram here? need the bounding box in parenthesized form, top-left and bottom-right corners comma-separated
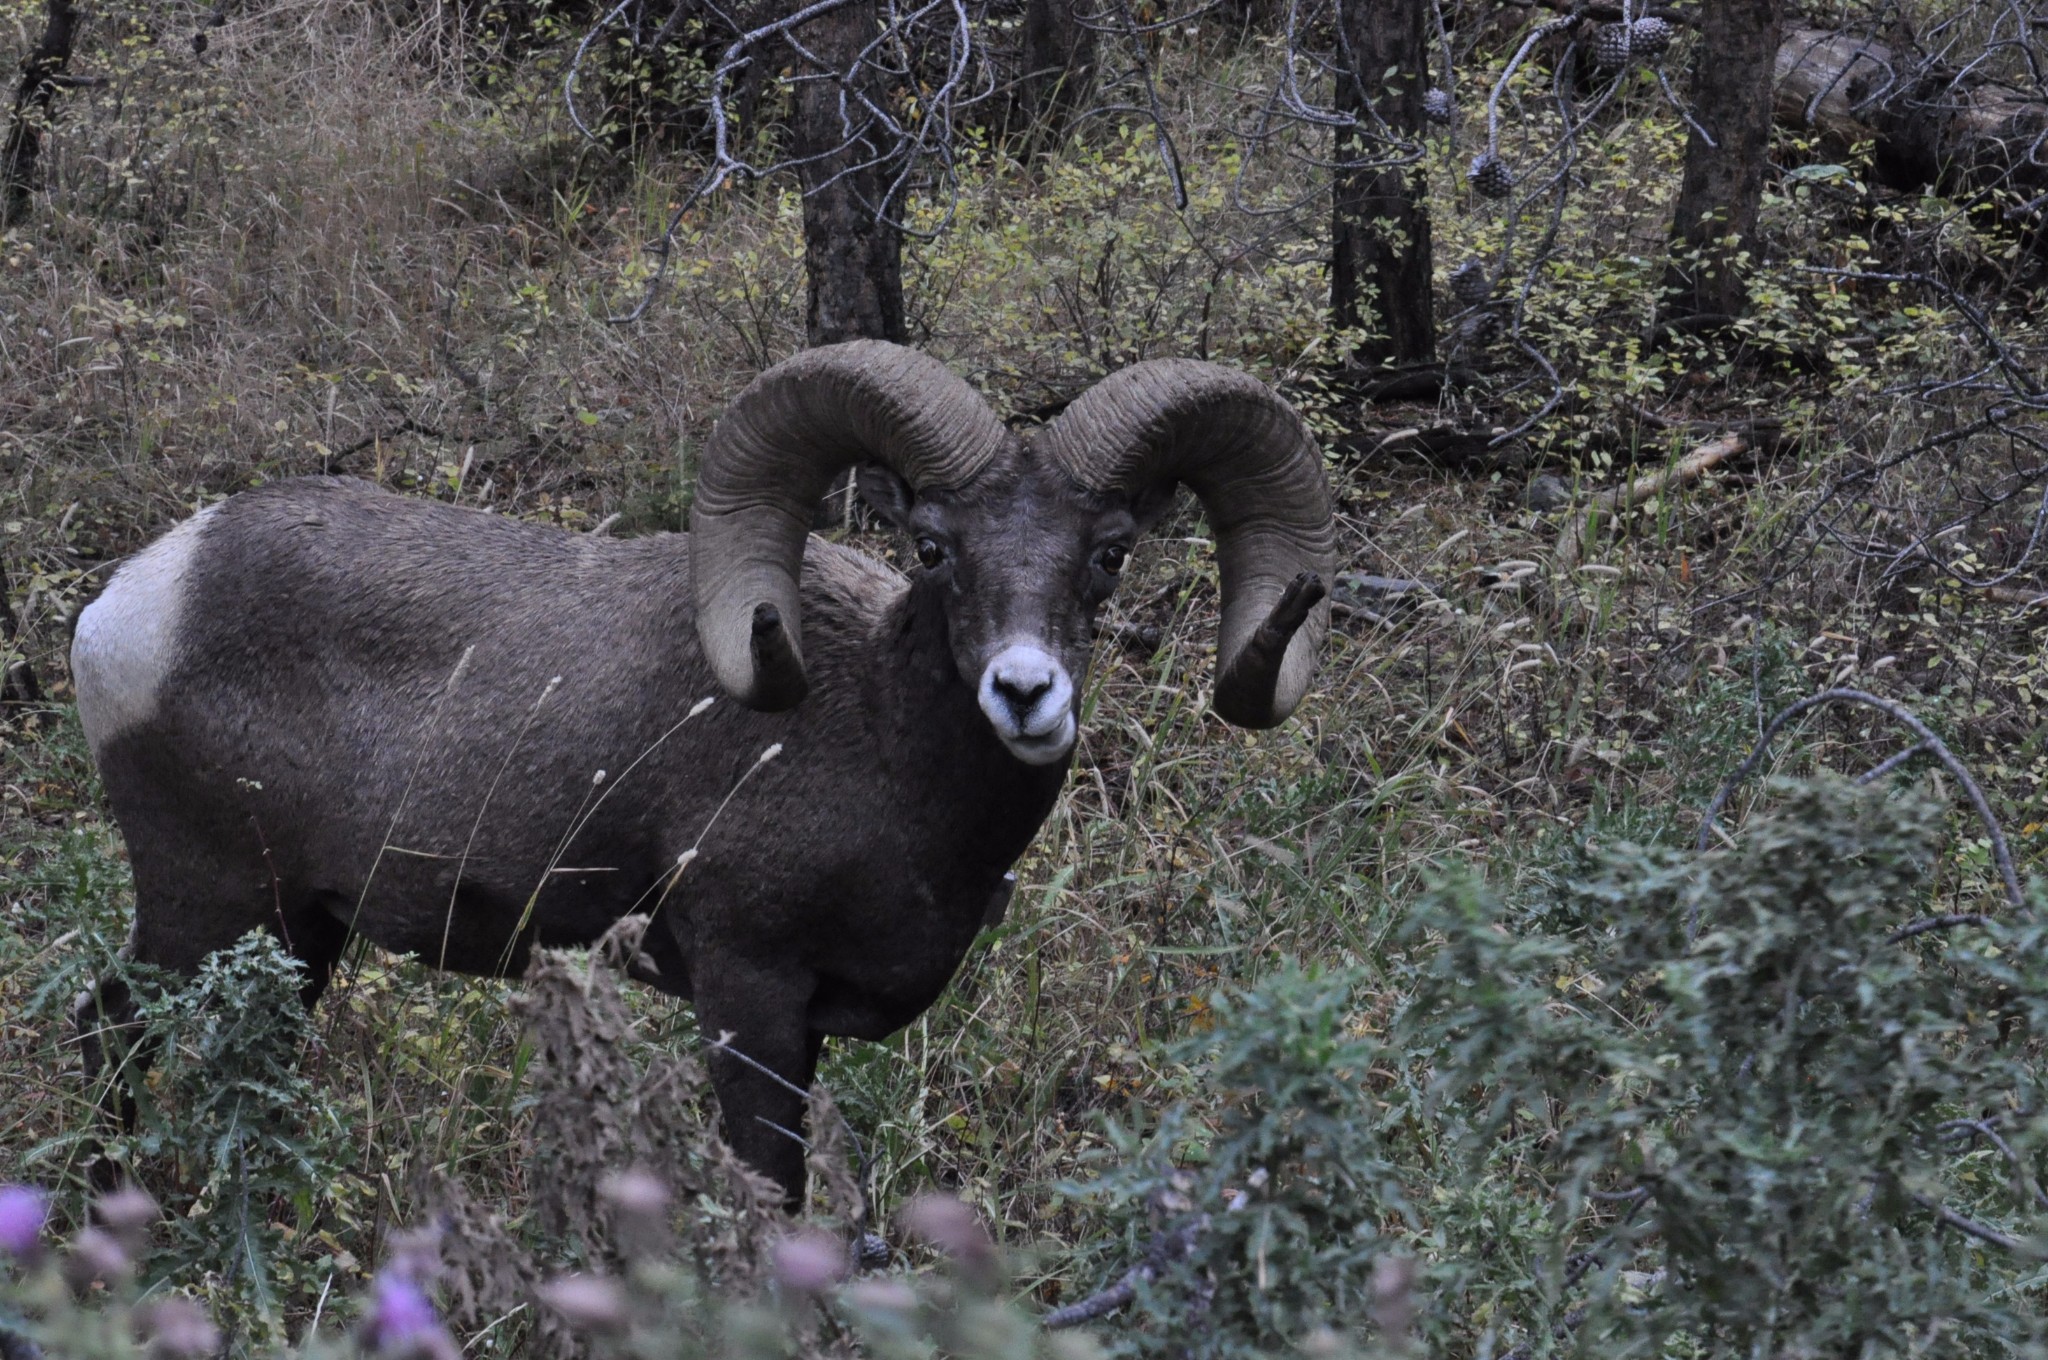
(71, 341, 1335, 1202)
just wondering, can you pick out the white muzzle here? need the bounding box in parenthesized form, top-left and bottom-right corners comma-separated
(978, 644, 1077, 765)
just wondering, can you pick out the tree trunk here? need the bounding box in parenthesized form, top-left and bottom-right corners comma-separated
(2, 0, 82, 229)
(1011, 0, 1095, 146)
(0, 560, 42, 705)
(792, 0, 906, 347)
(1223, 0, 1287, 32)
(1664, 0, 1785, 317)
(1330, 0, 1435, 366)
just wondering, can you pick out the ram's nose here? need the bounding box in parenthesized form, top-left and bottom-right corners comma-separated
(989, 655, 1055, 713)
(978, 644, 1077, 765)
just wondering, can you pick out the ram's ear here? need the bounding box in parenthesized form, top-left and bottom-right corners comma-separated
(1131, 479, 1181, 534)
(855, 463, 917, 528)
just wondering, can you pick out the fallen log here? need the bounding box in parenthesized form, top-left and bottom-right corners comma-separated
(1774, 26, 2048, 215)
(1982, 585, 2048, 613)
(1555, 431, 1748, 567)
(1622, 404, 1797, 459)
(1460, 15, 2046, 217)
(1331, 422, 1532, 474)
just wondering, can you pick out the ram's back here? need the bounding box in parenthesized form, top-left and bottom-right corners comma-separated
(70, 476, 909, 964)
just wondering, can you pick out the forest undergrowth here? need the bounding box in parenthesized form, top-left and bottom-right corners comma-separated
(2, 0, 2046, 1354)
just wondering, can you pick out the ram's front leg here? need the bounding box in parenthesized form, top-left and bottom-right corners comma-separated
(692, 958, 822, 1210)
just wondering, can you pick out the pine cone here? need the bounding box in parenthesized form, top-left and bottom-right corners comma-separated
(1423, 87, 1455, 125)
(1456, 310, 1503, 349)
(1592, 23, 1632, 72)
(1469, 152, 1515, 200)
(1450, 259, 1491, 306)
(1630, 16, 1675, 59)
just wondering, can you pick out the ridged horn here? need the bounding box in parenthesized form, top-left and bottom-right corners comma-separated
(1040, 361, 1336, 727)
(691, 341, 1011, 709)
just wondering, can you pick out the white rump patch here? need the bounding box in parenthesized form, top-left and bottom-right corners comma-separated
(72, 502, 222, 750)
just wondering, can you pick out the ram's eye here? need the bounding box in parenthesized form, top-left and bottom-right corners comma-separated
(1097, 544, 1129, 575)
(915, 537, 947, 569)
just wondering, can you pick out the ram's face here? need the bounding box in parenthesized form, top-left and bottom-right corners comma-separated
(860, 458, 1159, 767)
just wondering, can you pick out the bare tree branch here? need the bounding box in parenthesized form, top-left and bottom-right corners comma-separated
(1695, 689, 2025, 934)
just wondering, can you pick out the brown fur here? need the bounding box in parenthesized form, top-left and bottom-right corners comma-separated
(74, 472, 1116, 1200)
(73, 352, 1334, 1207)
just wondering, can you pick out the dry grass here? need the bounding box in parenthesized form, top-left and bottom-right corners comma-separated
(2, 0, 2044, 1344)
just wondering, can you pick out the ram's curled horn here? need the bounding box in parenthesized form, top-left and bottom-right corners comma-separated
(1040, 362, 1337, 728)
(692, 341, 1014, 709)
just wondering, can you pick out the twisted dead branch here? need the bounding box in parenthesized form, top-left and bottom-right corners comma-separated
(1694, 688, 2025, 928)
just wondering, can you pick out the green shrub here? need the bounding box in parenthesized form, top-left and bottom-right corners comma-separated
(1067, 777, 2046, 1358)
(5, 778, 2039, 1359)
(1079, 965, 1410, 1358)
(125, 935, 355, 1345)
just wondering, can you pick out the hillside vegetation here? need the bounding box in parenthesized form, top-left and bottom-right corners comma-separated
(2, 0, 2045, 1355)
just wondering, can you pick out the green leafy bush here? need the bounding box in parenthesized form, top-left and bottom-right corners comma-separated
(1069, 777, 2046, 1357)
(5, 778, 2039, 1359)
(124, 935, 355, 1343)
(1080, 966, 1408, 1358)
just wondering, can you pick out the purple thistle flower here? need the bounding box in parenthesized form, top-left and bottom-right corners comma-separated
(134, 1296, 222, 1359)
(367, 1270, 439, 1350)
(538, 1274, 630, 1333)
(772, 1230, 846, 1296)
(0, 1186, 47, 1261)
